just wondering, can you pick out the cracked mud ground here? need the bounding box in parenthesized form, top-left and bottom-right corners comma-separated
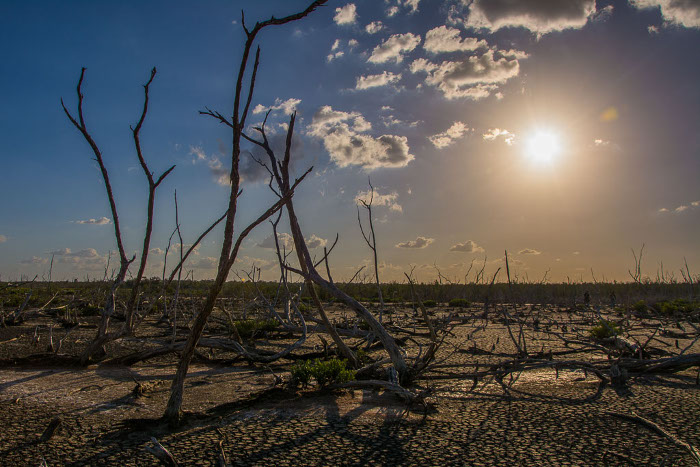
(0, 308, 698, 466)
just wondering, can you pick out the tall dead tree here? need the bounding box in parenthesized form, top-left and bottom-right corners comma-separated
(244, 113, 410, 383)
(62, 68, 174, 364)
(163, 0, 327, 424)
(357, 178, 385, 323)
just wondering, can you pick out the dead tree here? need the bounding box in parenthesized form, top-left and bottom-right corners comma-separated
(62, 68, 174, 363)
(357, 178, 386, 323)
(243, 112, 410, 383)
(163, 0, 326, 425)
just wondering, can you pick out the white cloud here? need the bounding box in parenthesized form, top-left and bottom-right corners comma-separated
(51, 248, 99, 258)
(252, 97, 301, 116)
(648, 24, 660, 34)
(331, 39, 341, 51)
(658, 199, 700, 214)
(386, 0, 420, 16)
(348, 39, 359, 48)
(257, 233, 295, 251)
(369, 33, 421, 64)
(306, 234, 328, 249)
(190, 146, 230, 186)
(365, 21, 384, 34)
(450, 240, 484, 253)
(483, 128, 515, 145)
(150, 248, 164, 255)
(395, 236, 434, 249)
(630, 0, 700, 28)
(20, 256, 48, 265)
(410, 49, 523, 100)
(429, 121, 470, 148)
(334, 3, 357, 25)
(75, 217, 111, 225)
(308, 106, 414, 170)
(423, 26, 487, 54)
(0, 234, 6, 243)
(459, 0, 597, 34)
(355, 189, 403, 212)
(355, 71, 402, 90)
(518, 248, 542, 255)
(327, 51, 344, 62)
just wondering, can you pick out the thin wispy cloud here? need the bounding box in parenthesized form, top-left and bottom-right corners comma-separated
(429, 121, 469, 148)
(75, 217, 111, 225)
(252, 97, 301, 116)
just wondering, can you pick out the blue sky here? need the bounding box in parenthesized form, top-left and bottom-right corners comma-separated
(1, 0, 699, 283)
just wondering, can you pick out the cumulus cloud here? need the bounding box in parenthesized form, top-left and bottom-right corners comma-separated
(0, 234, 6, 243)
(306, 234, 327, 249)
(308, 106, 414, 170)
(482, 128, 515, 145)
(355, 71, 402, 90)
(410, 49, 523, 100)
(190, 146, 230, 186)
(365, 21, 384, 34)
(423, 26, 488, 54)
(630, 0, 700, 28)
(355, 189, 403, 212)
(257, 233, 295, 251)
(252, 97, 301, 116)
(395, 236, 434, 249)
(334, 3, 357, 25)
(450, 240, 484, 253)
(518, 248, 542, 255)
(459, 0, 597, 34)
(75, 217, 111, 225)
(429, 121, 470, 148)
(51, 248, 99, 258)
(369, 33, 421, 64)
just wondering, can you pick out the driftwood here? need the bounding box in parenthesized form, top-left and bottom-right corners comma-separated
(607, 411, 700, 465)
(144, 437, 179, 466)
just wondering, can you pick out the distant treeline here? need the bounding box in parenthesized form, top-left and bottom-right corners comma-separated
(1, 278, 696, 308)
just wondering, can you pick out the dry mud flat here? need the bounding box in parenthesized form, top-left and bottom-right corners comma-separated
(0, 307, 699, 466)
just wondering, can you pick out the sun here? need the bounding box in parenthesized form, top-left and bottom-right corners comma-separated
(524, 129, 562, 165)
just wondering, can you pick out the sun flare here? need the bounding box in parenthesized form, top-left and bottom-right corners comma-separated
(524, 129, 562, 165)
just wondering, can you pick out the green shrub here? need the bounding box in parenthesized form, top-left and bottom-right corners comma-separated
(422, 299, 437, 308)
(80, 303, 102, 316)
(233, 318, 279, 338)
(632, 300, 647, 314)
(589, 319, 622, 340)
(655, 299, 699, 315)
(448, 298, 470, 308)
(290, 358, 355, 388)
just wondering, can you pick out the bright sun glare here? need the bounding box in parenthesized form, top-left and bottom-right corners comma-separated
(524, 129, 562, 165)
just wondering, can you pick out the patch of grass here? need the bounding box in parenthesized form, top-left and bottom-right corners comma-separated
(589, 319, 622, 340)
(654, 298, 699, 315)
(448, 298, 470, 308)
(233, 318, 279, 338)
(422, 299, 437, 308)
(290, 358, 356, 388)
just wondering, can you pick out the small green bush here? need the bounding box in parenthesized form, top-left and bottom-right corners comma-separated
(632, 300, 647, 314)
(655, 299, 699, 315)
(589, 319, 621, 340)
(448, 298, 470, 308)
(233, 318, 279, 338)
(422, 299, 437, 308)
(80, 303, 102, 316)
(290, 358, 355, 388)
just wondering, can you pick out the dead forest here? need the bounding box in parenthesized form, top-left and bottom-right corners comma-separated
(1, 1, 699, 465)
